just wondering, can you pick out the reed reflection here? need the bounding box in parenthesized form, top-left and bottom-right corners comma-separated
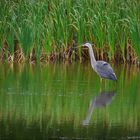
(83, 91, 116, 125)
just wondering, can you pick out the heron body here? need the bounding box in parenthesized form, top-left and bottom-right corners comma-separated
(82, 43, 117, 81)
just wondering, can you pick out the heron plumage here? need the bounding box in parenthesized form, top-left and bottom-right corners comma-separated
(95, 61, 117, 81)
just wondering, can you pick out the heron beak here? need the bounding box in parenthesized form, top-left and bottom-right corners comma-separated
(72, 45, 81, 49)
(82, 47, 88, 50)
(81, 44, 88, 50)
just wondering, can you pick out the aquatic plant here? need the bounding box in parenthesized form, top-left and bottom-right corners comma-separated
(0, 0, 139, 64)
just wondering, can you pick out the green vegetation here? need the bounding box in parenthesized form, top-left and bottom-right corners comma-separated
(0, 0, 140, 63)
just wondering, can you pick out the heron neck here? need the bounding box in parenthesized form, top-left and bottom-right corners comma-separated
(88, 46, 96, 68)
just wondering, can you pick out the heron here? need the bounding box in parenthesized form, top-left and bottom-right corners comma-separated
(82, 43, 117, 81)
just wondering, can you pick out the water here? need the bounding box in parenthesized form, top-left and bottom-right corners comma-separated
(0, 62, 140, 140)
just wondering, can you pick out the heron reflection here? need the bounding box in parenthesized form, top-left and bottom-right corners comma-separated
(82, 91, 115, 126)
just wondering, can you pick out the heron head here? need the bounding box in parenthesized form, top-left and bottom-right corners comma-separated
(82, 42, 93, 48)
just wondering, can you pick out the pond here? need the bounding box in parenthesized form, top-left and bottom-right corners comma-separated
(0, 62, 140, 140)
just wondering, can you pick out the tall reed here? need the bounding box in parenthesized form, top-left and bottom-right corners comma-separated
(0, 0, 139, 63)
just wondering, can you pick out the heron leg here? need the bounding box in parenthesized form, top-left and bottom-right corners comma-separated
(105, 80, 106, 89)
(100, 78, 102, 83)
(100, 78, 106, 92)
(100, 78, 103, 92)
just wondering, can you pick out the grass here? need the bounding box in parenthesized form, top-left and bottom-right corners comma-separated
(0, 0, 140, 63)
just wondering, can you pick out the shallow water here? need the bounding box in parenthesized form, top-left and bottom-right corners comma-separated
(0, 62, 140, 140)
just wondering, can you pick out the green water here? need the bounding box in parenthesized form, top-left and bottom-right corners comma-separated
(0, 63, 140, 140)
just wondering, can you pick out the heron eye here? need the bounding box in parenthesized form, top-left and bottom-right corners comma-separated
(103, 63, 108, 66)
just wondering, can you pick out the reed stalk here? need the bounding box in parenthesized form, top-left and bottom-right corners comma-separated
(0, 0, 139, 63)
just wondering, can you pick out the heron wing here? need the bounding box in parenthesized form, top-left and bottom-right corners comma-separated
(96, 61, 116, 79)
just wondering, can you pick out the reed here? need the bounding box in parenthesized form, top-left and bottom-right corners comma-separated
(0, 0, 139, 63)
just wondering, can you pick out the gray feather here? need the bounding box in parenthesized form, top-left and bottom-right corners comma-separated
(95, 61, 117, 80)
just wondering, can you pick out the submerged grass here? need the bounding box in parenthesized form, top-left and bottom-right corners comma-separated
(0, 0, 140, 63)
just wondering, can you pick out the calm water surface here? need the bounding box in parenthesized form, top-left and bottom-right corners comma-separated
(0, 62, 140, 140)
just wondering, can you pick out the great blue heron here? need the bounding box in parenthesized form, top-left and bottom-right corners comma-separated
(82, 43, 117, 81)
